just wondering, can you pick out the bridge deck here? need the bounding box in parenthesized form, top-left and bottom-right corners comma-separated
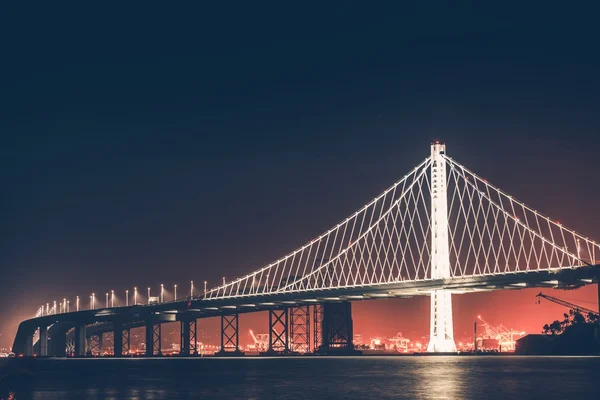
(14, 264, 600, 353)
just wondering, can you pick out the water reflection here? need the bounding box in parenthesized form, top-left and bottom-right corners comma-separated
(0, 356, 599, 400)
(412, 357, 468, 399)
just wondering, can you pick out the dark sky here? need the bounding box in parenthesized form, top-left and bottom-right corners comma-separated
(1, 3, 599, 348)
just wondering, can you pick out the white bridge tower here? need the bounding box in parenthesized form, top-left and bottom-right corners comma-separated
(427, 143, 457, 352)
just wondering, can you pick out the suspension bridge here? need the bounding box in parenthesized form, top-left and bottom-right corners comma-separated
(12, 143, 600, 357)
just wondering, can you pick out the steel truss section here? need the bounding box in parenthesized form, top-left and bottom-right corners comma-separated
(87, 333, 102, 356)
(122, 328, 130, 355)
(267, 309, 289, 354)
(313, 304, 323, 352)
(216, 314, 243, 355)
(65, 335, 75, 356)
(152, 323, 162, 356)
(189, 319, 198, 355)
(316, 302, 359, 355)
(290, 306, 310, 353)
(180, 318, 198, 356)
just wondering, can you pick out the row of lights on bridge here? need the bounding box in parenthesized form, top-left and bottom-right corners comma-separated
(36, 277, 230, 316)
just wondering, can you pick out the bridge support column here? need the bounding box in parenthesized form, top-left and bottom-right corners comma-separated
(264, 309, 289, 355)
(190, 319, 198, 355)
(290, 306, 310, 353)
(216, 314, 244, 356)
(39, 325, 48, 357)
(315, 302, 359, 355)
(51, 328, 68, 357)
(122, 328, 130, 356)
(145, 320, 162, 356)
(180, 319, 190, 355)
(313, 304, 323, 352)
(180, 317, 197, 356)
(24, 334, 33, 357)
(597, 281, 600, 341)
(113, 321, 123, 357)
(74, 324, 87, 357)
(428, 143, 457, 353)
(87, 334, 101, 356)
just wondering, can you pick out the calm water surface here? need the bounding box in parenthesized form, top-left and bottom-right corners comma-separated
(1, 356, 599, 399)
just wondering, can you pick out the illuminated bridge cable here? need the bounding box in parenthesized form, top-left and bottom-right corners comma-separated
(204, 150, 600, 301)
(205, 157, 433, 299)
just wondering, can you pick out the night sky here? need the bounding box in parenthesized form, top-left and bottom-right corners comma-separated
(1, 3, 599, 348)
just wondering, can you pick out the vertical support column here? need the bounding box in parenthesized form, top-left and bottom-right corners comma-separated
(144, 319, 162, 356)
(315, 302, 358, 355)
(266, 309, 289, 354)
(25, 334, 34, 357)
(290, 306, 310, 353)
(427, 142, 457, 353)
(153, 323, 162, 356)
(215, 314, 244, 355)
(313, 304, 323, 352)
(190, 318, 198, 355)
(145, 320, 154, 357)
(180, 319, 191, 355)
(113, 321, 123, 357)
(65, 335, 75, 357)
(52, 328, 68, 357)
(122, 328, 130, 356)
(597, 281, 600, 341)
(39, 325, 48, 357)
(74, 324, 87, 357)
(98, 334, 103, 356)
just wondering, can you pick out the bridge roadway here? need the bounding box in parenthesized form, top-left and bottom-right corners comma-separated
(12, 264, 600, 357)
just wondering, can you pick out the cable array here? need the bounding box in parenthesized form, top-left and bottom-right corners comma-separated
(205, 154, 598, 299)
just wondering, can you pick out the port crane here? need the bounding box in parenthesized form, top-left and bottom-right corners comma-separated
(535, 293, 599, 317)
(388, 333, 410, 352)
(477, 316, 525, 351)
(249, 329, 269, 352)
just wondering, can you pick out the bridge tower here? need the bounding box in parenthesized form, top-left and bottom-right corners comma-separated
(427, 143, 457, 352)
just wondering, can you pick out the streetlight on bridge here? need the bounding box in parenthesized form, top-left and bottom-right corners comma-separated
(190, 280, 194, 298)
(160, 284, 164, 303)
(76, 297, 79, 312)
(67, 300, 70, 312)
(174, 284, 177, 301)
(111, 290, 114, 307)
(134, 287, 138, 305)
(53, 300, 57, 314)
(204, 281, 207, 294)
(106, 293, 109, 308)
(92, 293, 95, 309)
(126, 289, 129, 306)
(147, 287, 151, 304)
